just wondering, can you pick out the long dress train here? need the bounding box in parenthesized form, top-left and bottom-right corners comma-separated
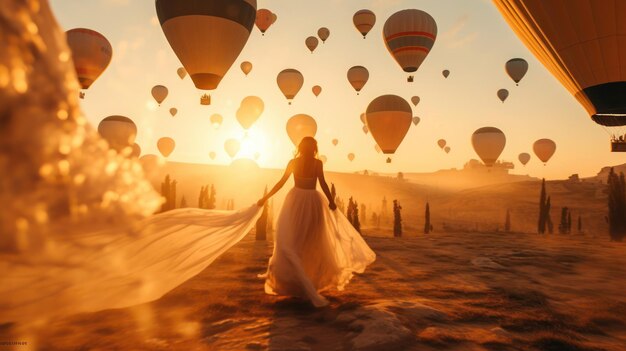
(261, 187, 376, 307)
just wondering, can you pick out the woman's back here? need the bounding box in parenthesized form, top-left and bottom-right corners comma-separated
(292, 156, 319, 189)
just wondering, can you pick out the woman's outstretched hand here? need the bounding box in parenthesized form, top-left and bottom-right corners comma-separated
(329, 201, 337, 211)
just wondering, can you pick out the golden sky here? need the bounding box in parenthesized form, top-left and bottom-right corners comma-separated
(50, 0, 626, 179)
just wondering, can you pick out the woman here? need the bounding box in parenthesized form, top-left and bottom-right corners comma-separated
(257, 137, 376, 307)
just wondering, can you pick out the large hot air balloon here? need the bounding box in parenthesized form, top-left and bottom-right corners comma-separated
(236, 96, 264, 130)
(157, 137, 175, 157)
(493, 1, 626, 151)
(383, 10, 437, 81)
(224, 138, 241, 159)
(353, 9, 376, 38)
(255, 8, 273, 35)
(366, 95, 412, 162)
(347, 66, 369, 94)
(505, 58, 528, 85)
(66, 28, 113, 91)
(411, 96, 420, 106)
(151, 85, 168, 105)
(277, 69, 304, 104)
(169, 108, 177, 116)
(347, 153, 355, 162)
(318, 27, 330, 43)
(518, 152, 531, 166)
(533, 139, 556, 165)
(437, 139, 446, 149)
(442, 69, 450, 78)
(210, 114, 223, 129)
(177, 67, 187, 79)
(332, 138, 339, 146)
(471, 127, 506, 167)
(305, 36, 319, 53)
(155, 0, 256, 91)
(412, 116, 421, 126)
(240, 61, 253, 76)
(97, 115, 137, 152)
(286, 114, 317, 146)
(312, 85, 322, 97)
(497, 89, 509, 103)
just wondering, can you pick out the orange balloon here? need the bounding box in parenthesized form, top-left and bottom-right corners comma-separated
(256, 9, 274, 34)
(312, 85, 322, 97)
(277, 69, 304, 104)
(240, 61, 253, 76)
(66, 28, 113, 90)
(157, 137, 175, 157)
(366, 95, 412, 154)
(236, 96, 264, 130)
(286, 114, 317, 146)
(347, 66, 369, 94)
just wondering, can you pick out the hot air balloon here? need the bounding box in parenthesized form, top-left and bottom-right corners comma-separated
(139, 154, 163, 174)
(151, 85, 168, 105)
(353, 9, 376, 38)
(442, 70, 450, 78)
(533, 139, 556, 165)
(471, 127, 506, 167)
(497, 89, 509, 103)
(320, 155, 328, 164)
(492, 1, 626, 152)
(155, 0, 256, 91)
(347, 153, 355, 162)
(412, 116, 421, 126)
(209, 151, 216, 160)
(210, 114, 223, 129)
(437, 139, 446, 149)
(240, 61, 253, 76)
(374, 144, 381, 153)
(157, 137, 175, 157)
(131, 143, 141, 158)
(505, 58, 528, 85)
(177, 67, 187, 79)
(277, 69, 304, 104)
(362, 125, 369, 134)
(444, 146, 450, 154)
(411, 96, 420, 106)
(318, 27, 330, 43)
(97, 115, 137, 152)
(224, 138, 240, 159)
(518, 152, 531, 166)
(271, 13, 277, 24)
(236, 96, 264, 130)
(66, 28, 113, 92)
(312, 85, 322, 97)
(383, 10, 437, 81)
(255, 8, 273, 35)
(169, 108, 177, 116)
(366, 95, 412, 162)
(347, 66, 369, 94)
(360, 113, 367, 125)
(332, 138, 339, 146)
(286, 114, 317, 146)
(305, 36, 319, 53)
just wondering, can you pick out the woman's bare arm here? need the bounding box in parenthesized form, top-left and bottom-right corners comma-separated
(257, 160, 294, 206)
(317, 160, 337, 210)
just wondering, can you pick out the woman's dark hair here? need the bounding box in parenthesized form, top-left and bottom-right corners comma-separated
(295, 137, 318, 158)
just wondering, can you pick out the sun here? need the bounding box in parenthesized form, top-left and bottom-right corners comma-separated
(236, 129, 268, 162)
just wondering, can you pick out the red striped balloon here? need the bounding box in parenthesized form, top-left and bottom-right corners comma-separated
(383, 9, 437, 75)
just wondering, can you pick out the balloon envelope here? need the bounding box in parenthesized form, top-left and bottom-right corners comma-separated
(318, 27, 330, 42)
(286, 114, 317, 146)
(383, 10, 437, 73)
(312, 85, 322, 97)
(177, 67, 187, 79)
(497, 89, 509, 103)
(305, 36, 319, 53)
(437, 139, 446, 149)
(411, 96, 420, 106)
(157, 137, 175, 157)
(277, 69, 304, 103)
(347, 153, 355, 162)
(155, 0, 257, 90)
(237, 96, 264, 129)
(224, 139, 241, 159)
(66, 28, 113, 90)
(442, 69, 450, 78)
(210, 114, 223, 128)
(518, 152, 531, 165)
(533, 139, 556, 164)
(332, 138, 339, 146)
(366, 95, 412, 154)
(240, 61, 252, 75)
(169, 108, 177, 116)
(131, 143, 141, 158)
(255, 8, 273, 34)
(505, 58, 528, 85)
(471, 127, 506, 167)
(151, 85, 168, 105)
(412, 116, 421, 126)
(347, 66, 369, 93)
(98, 115, 137, 152)
(353, 9, 376, 38)
(444, 146, 450, 154)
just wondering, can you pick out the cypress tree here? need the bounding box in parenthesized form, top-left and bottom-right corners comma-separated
(180, 196, 187, 208)
(607, 168, 626, 241)
(393, 200, 402, 237)
(559, 207, 570, 234)
(424, 202, 431, 234)
(505, 209, 511, 232)
(208, 184, 216, 209)
(538, 178, 547, 234)
(546, 196, 553, 234)
(353, 200, 361, 233)
(567, 211, 572, 233)
(360, 203, 367, 226)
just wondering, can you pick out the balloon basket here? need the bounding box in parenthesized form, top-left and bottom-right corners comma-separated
(407, 76, 414, 83)
(611, 141, 626, 152)
(79, 91, 85, 99)
(386, 157, 391, 163)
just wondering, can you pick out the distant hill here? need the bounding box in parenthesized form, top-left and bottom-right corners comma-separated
(589, 162, 626, 182)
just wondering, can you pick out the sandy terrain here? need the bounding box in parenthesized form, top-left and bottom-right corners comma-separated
(3, 229, 625, 351)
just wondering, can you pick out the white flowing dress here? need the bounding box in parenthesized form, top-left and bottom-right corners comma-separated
(0, 186, 375, 323)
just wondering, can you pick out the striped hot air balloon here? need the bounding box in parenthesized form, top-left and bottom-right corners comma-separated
(155, 0, 257, 91)
(353, 9, 376, 38)
(347, 66, 369, 94)
(66, 28, 113, 90)
(471, 127, 506, 167)
(97, 115, 136, 152)
(383, 9, 437, 81)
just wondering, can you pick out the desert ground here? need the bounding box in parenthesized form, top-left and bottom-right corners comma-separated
(3, 228, 625, 351)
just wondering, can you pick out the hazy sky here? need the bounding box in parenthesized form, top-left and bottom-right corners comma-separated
(49, 0, 625, 179)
